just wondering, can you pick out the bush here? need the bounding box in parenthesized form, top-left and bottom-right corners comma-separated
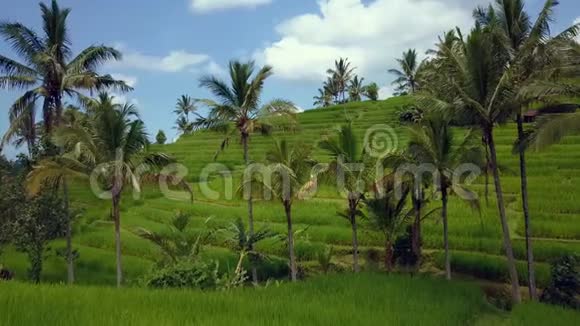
(143, 260, 243, 290)
(540, 255, 580, 310)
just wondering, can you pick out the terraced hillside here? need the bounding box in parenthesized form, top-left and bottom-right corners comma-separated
(3, 97, 580, 287)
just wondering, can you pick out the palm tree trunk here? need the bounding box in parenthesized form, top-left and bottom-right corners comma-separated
(62, 176, 74, 285)
(411, 186, 422, 266)
(349, 197, 360, 273)
(516, 113, 537, 300)
(487, 128, 521, 303)
(483, 136, 490, 206)
(384, 239, 393, 272)
(242, 132, 258, 283)
(441, 184, 451, 280)
(284, 201, 297, 281)
(112, 192, 123, 288)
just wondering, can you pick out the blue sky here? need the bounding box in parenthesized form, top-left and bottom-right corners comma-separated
(1, 0, 579, 158)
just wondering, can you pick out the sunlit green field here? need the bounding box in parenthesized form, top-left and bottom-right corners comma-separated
(2, 97, 579, 289)
(2, 273, 578, 326)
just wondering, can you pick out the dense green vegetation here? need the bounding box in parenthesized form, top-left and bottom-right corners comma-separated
(0, 273, 571, 326)
(1, 0, 579, 324)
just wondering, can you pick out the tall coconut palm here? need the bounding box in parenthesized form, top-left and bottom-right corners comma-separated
(477, 0, 580, 299)
(327, 58, 356, 103)
(318, 122, 373, 272)
(348, 75, 365, 102)
(174, 116, 193, 135)
(406, 114, 482, 280)
(197, 60, 296, 283)
(0, 0, 130, 151)
(53, 95, 172, 287)
(423, 25, 522, 302)
(389, 49, 421, 94)
(262, 139, 316, 281)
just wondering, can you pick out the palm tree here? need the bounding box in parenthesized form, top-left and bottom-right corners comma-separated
(406, 114, 482, 279)
(53, 95, 172, 287)
(389, 49, 421, 94)
(318, 122, 372, 272)
(477, 0, 580, 300)
(174, 116, 193, 135)
(327, 58, 355, 103)
(364, 82, 380, 101)
(135, 211, 213, 266)
(322, 77, 340, 106)
(0, 0, 130, 150)
(423, 25, 522, 302)
(197, 60, 296, 282)
(348, 75, 365, 102)
(313, 88, 332, 108)
(365, 180, 410, 271)
(225, 218, 276, 279)
(262, 139, 316, 281)
(174, 95, 201, 123)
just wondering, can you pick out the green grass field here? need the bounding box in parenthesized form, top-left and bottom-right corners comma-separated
(1, 273, 578, 326)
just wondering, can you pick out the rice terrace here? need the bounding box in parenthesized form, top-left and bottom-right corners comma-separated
(0, 0, 579, 325)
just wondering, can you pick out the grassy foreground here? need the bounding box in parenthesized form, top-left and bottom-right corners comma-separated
(1, 273, 578, 326)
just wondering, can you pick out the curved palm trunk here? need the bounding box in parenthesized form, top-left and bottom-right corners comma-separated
(441, 185, 451, 280)
(284, 201, 297, 281)
(62, 176, 74, 284)
(487, 128, 521, 303)
(516, 113, 537, 300)
(483, 136, 490, 206)
(112, 192, 123, 288)
(242, 133, 258, 283)
(348, 196, 360, 273)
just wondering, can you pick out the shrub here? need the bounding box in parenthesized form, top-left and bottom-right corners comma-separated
(540, 255, 580, 310)
(143, 260, 243, 290)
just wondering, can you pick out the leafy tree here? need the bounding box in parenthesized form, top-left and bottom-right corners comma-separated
(348, 75, 365, 102)
(10, 190, 66, 283)
(156, 130, 167, 145)
(0, 0, 130, 151)
(540, 255, 580, 309)
(53, 94, 172, 287)
(327, 58, 356, 103)
(318, 122, 373, 272)
(363, 82, 380, 101)
(389, 49, 422, 94)
(365, 181, 410, 271)
(405, 114, 482, 279)
(197, 60, 296, 282)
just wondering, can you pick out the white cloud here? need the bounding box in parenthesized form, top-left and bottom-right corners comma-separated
(190, 0, 271, 13)
(254, 0, 475, 82)
(110, 44, 210, 73)
(378, 85, 393, 100)
(110, 73, 138, 87)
